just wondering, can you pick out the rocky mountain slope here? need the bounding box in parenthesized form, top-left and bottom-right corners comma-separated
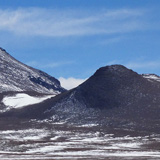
(0, 48, 65, 94)
(2, 65, 160, 132)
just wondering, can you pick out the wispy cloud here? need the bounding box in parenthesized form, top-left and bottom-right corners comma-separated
(126, 61, 160, 69)
(0, 8, 149, 37)
(26, 61, 39, 67)
(59, 77, 87, 90)
(102, 60, 160, 70)
(26, 60, 74, 68)
(100, 36, 124, 45)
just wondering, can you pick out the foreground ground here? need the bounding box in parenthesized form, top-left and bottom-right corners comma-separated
(0, 118, 159, 160)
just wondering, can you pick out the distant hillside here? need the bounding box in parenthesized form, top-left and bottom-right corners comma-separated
(0, 47, 65, 94)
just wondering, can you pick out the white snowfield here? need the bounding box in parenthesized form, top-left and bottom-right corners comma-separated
(2, 93, 55, 109)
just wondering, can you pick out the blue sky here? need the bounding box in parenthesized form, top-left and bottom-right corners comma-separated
(0, 0, 160, 89)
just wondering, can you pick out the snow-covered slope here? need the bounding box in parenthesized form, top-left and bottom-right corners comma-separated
(0, 48, 65, 94)
(142, 74, 160, 82)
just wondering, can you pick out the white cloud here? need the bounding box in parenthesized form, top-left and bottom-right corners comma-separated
(59, 77, 87, 90)
(0, 8, 148, 37)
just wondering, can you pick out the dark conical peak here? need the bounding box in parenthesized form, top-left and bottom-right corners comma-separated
(99, 64, 128, 72)
(75, 64, 154, 110)
(94, 64, 138, 78)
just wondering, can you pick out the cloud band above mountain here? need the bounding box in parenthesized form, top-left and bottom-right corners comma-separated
(0, 8, 149, 37)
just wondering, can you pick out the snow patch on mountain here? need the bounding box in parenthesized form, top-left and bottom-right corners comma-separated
(2, 93, 55, 111)
(142, 74, 160, 82)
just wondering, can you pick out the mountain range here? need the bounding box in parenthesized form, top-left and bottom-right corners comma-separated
(0, 48, 160, 133)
